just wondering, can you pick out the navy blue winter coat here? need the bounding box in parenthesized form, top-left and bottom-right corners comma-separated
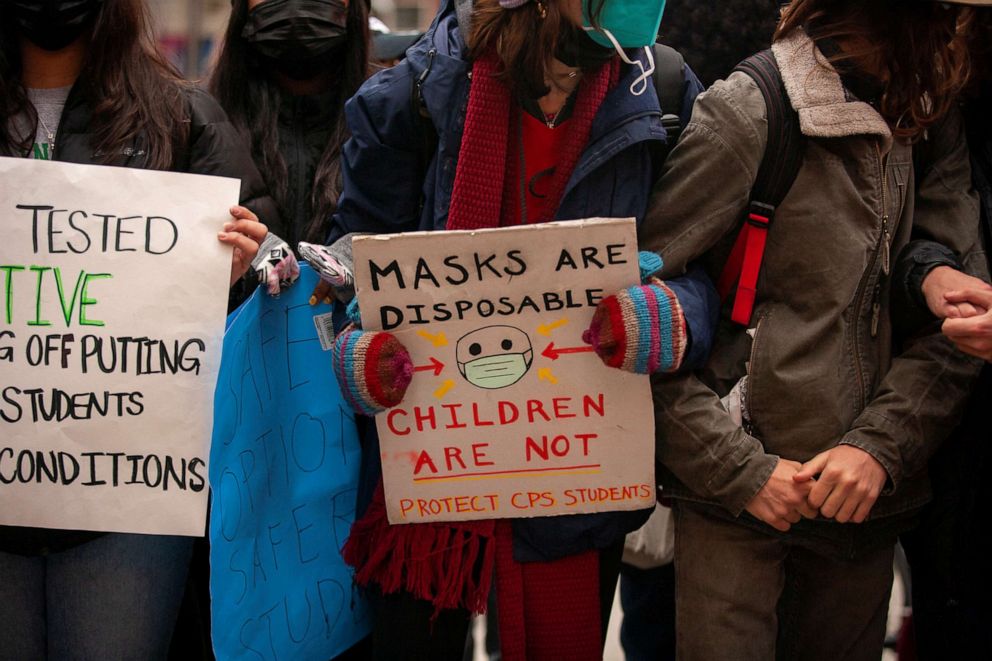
(331, 0, 719, 562)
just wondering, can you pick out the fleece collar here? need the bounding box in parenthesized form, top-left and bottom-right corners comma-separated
(772, 28, 892, 150)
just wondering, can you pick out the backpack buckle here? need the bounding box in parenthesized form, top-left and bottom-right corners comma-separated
(660, 113, 681, 137)
(747, 201, 775, 228)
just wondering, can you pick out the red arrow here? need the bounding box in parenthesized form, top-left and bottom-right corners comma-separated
(542, 343, 595, 361)
(414, 357, 445, 377)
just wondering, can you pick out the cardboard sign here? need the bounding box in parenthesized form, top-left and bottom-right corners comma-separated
(0, 157, 235, 536)
(210, 265, 370, 661)
(354, 219, 656, 524)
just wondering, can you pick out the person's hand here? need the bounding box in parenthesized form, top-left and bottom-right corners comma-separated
(333, 328, 413, 415)
(310, 280, 334, 307)
(582, 252, 687, 374)
(745, 459, 818, 532)
(942, 289, 992, 361)
(298, 240, 356, 306)
(250, 233, 299, 296)
(921, 267, 992, 319)
(219, 206, 267, 287)
(793, 445, 887, 524)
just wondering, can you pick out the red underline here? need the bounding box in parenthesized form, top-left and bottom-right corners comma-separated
(413, 464, 603, 483)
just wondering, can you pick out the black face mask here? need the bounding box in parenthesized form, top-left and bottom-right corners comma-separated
(7, 0, 104, 51)
(243, 0, 349, 80)
(556, 24, 615, 70)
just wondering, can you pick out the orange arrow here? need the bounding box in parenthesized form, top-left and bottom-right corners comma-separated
(416, 330, 448, 347)
(538, 368, 559, 385)
(537, 318, 569, 337)
(414, 357, 445, 377)
(542, 342, 595, 361)
(434, 380, 455, 400)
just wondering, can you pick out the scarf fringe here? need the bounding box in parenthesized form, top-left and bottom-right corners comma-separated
(342, 485, 496, 619)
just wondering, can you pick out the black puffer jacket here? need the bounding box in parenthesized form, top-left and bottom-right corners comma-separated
(0, 84, 280, 557)
(274, 89, 336, 250)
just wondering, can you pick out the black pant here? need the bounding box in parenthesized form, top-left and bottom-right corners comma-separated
(619, 563, 676, 661)
(368, 589, 472, 661)
(598, 541, 624, 645)
(370, 542, 625, 661)
(901, 369, 992, 660)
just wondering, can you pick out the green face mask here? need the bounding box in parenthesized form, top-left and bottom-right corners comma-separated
(456, 326, 534, 390)
(461, 353, 533, 390)
(582, 0, 667, 49)
(582, 0, 667, 96)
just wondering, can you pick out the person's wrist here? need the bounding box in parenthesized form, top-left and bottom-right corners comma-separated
(921, 266, 956, 315)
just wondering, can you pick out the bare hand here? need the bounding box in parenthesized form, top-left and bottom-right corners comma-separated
(921, 267, 992, 319)
(793, 446, 887, 524)
(310, 280, 334, 307)
(745, 459, 818, 532)
(219, 206, 267, 287)
(942, 289, 992, 361)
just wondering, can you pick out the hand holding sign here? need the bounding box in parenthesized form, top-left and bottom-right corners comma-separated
(583, 251, 688, 374)
(299, 238, 358, 307)
(219, 205, 267, 286)
(333, 326, 414, 415)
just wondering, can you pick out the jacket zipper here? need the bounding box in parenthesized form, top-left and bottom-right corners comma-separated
(871, 283, 882, 338)
(877, 143, 891, 278)
(873, 142, 891, 339)
(853, 142, 890, 405)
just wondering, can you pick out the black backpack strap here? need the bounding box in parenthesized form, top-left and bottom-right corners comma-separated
(652, 43, 687, 145)
(736, 50, 803, 214)
(717, 50, 804, 326)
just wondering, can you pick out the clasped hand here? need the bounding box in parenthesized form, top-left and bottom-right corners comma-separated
(746, 446, 887, 531)
(921, 266, 992, 361)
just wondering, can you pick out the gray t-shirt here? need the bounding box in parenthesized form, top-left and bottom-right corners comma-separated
(10, 86, 71, 160)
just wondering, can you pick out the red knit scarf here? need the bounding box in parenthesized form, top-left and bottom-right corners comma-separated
(343, 52, 618, 660)
(448, 52, 616, 229)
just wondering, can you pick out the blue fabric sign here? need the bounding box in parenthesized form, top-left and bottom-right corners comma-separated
(209, 265, 369, 660)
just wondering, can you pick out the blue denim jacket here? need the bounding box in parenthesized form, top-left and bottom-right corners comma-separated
(331, 0, 720, 562)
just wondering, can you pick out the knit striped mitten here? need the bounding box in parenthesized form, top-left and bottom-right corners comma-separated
(333, 327, 414, 416)
(581, 252, 688, 374)
(333, 300, 413, 416)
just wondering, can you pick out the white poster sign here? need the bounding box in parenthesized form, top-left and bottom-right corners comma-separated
(0, 157, 237, 536)
(353, 219, 656, 525)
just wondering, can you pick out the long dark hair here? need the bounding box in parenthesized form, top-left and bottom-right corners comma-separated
(209, 0, 370, 243)
(468, 0, 608, 99)
(775, 0, 972, 140)
(0, 0, 190, 168)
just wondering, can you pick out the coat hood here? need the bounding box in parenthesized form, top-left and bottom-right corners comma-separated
(772, 28, 892, 150)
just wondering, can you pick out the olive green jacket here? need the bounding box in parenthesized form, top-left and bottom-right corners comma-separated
(642, 29, 988, 521)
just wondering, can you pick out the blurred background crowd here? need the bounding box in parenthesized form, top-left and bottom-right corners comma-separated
(149, 0, 440, 76)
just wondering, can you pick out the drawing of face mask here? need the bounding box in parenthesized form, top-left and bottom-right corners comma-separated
(456, 326, 534, 390)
